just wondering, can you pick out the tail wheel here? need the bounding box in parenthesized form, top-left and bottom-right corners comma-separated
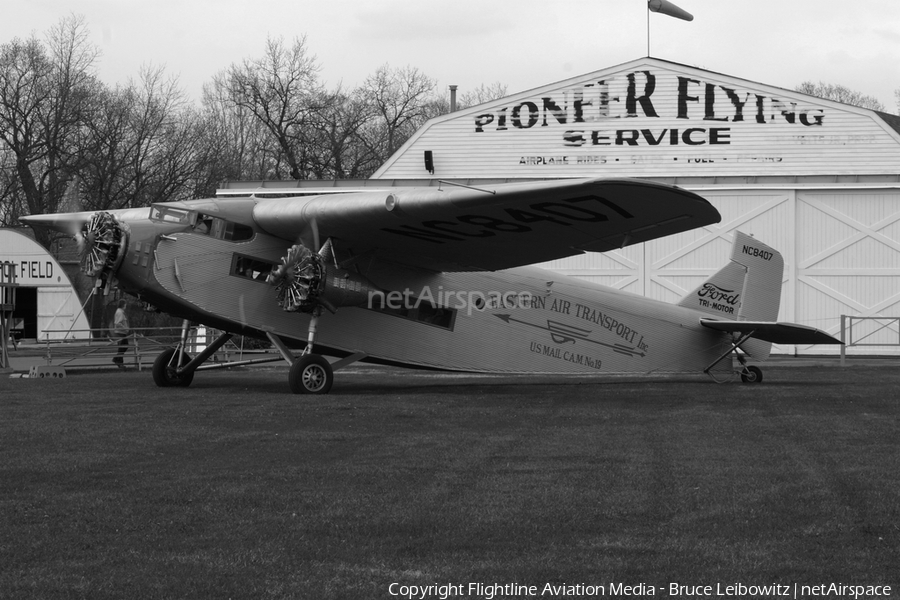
(740, 365, 763, 384)
(152, 347, 194, 388)
(289, 354, 333, 394)
(79, 212, 126, 278)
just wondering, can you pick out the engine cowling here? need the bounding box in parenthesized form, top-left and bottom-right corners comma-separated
(268, 243, 381, 314)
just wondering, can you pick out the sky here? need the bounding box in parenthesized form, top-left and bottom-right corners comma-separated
(5, 0, 900, 111)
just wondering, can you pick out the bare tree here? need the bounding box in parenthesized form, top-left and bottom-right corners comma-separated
(0, 147, 23, 227)
(79, 65, 198, 211)
(360, 64, 437, 164)
(197, 70, 278, 190)
(126, 65, 195, 207)
(796, 81, 885, 112)
(307, 86, 383, 179)
(222, 36, 326, 180)
(0, 36, 55, 224)
(0, 15, 99, 245)
(458, 82, 508, 109)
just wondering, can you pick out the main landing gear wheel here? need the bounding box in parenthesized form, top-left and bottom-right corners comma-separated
(153, 347, 194, 387)
(289, 354, 333, 394)
(740, 365, 763, 384)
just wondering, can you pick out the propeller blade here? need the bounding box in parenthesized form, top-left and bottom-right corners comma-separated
(20, 211, 97, 237)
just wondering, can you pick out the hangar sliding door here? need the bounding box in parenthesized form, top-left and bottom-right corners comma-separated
(796, 189, 900, 356)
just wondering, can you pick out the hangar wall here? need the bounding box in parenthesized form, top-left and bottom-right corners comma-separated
(373, 58, 900, 355)
(0, 229, 91, 340)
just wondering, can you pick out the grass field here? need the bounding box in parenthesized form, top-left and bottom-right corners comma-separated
(1, 364, 898, 599)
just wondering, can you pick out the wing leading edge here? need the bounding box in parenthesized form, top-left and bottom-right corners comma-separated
(700, 319, 843, 345)
(251, 177, 721, 272)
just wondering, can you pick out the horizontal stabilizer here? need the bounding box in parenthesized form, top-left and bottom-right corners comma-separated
(700, 319, 843, 345)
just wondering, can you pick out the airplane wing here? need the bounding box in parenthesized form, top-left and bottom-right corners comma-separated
(252, 177, 720, 272)
(699, 318, 843, 345)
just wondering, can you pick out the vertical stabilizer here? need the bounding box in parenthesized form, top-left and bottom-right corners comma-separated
(677, 232, 784, 358)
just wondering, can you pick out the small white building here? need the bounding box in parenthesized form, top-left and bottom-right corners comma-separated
(370, 57, 900, 355)
(0, 228, 91, 340)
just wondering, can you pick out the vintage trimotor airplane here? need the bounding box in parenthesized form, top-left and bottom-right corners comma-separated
(21, 177, 841, 393)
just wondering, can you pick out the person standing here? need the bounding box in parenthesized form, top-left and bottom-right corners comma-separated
(112, 299, 130, 369)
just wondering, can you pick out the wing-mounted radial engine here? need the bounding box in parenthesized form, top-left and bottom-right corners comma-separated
(78, 211, 129, 293)
(264, 239, 381, 394)
(267, 241, 381, 314)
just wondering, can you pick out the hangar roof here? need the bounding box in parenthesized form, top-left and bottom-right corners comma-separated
(371, 57, 900, 181)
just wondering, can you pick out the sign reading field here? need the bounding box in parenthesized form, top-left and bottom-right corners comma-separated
(374, 58, 900, 179)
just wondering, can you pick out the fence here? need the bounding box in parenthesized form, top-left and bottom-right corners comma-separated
(840, 315, 900, 366)
(36, 326, 262, 371)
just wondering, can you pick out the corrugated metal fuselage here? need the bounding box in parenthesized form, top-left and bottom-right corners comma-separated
(118, 223, 732, 375)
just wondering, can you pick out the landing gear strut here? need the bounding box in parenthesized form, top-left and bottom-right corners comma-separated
(152, 320, 234, 388)
(266, 309, 336, 394)
(704, 330, 765, 384)
(152, 347, 194, 387)
(291, 309, 334, 394)
(151, 314, 365, 393)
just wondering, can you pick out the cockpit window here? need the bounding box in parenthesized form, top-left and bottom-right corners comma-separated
(195, 213, 254, 241)
(149, 206, 190, 224)
(220, 220, 254, 241)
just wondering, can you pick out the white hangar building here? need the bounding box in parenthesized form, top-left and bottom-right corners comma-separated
(0, 228, 91, 341)
(371, 57, 900, 356)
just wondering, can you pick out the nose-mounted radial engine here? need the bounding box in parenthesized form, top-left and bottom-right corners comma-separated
(266, 239, 382, 394)
(78, 211, 129, 293)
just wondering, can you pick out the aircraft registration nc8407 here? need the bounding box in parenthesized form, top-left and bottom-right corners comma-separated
(22, 178, 841, 393)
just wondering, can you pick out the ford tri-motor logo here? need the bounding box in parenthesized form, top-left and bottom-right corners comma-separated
(698, 283, 740, 304)
(697, 283, 740, 314)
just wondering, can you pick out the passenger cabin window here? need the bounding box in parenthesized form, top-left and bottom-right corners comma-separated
(368, 292, 456, 330)
(195, 214, 254, 241)
(230, 254, 276, 282)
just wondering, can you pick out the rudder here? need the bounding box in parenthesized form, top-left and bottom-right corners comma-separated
(677, 231, 785, 358)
